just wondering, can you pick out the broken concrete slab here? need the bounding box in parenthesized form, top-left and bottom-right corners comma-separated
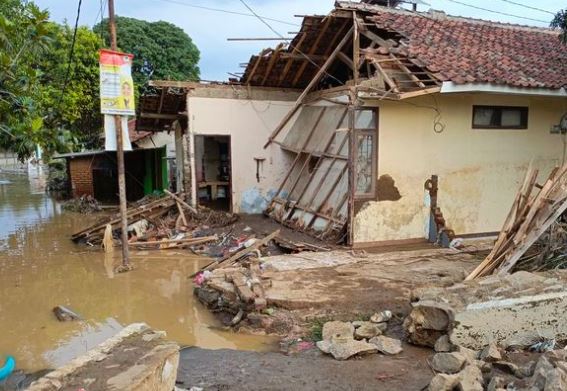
(428, 373, 460, 391)
(353, 322, 382, 340)
(431, 352, 467, 374)
(479, 342, 502, 363)
(328, 339, 378, 360)
(322, 321, 354, 341)
(405, 271, 567, 350)
(369, 336, 403, 355)
(28, 323, 179, 391)
(456, 364, 483, 391)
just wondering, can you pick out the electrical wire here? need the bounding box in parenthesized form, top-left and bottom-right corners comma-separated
(152, 0, 299, 27)
(57, 0, 82, 109)
(238, 0, 345, 86)
(441, 0, 550, 24)
(495, 0, 555, 16)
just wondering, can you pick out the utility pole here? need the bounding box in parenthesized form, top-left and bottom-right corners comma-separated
(107, 0, 130, 268)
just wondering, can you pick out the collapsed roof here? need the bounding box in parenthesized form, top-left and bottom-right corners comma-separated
(240, 1, 567, 92)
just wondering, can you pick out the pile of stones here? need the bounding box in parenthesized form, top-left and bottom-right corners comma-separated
(429, 337, 567, 390)
(316, 311, 403, 360)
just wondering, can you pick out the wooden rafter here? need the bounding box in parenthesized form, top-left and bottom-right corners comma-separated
(370, 58, 400, 93)
(262, 43, 284, 86)
(292, 16, 334, 86)
(278, 33, 308, 86)
(246, 48, 271, 86)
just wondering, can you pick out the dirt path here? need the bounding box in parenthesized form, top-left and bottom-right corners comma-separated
(176, 346, 433, 391)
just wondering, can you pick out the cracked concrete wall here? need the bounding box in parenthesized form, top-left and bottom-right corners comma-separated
(187, 96, 296, 214)
(354, 93, 567, 244)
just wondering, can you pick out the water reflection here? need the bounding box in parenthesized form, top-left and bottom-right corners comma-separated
(0, 174, 276, 372)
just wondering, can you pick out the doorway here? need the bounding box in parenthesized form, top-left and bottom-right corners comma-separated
(195, 135, 231, 211)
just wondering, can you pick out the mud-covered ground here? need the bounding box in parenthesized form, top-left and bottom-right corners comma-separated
(177, 346, 433, 391)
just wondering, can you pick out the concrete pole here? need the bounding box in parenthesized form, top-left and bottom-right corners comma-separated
(108, 0, 130, 267)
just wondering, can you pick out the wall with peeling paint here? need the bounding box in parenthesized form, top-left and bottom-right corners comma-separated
(187, 96, 295, 214)
(354, 93, 567, 244)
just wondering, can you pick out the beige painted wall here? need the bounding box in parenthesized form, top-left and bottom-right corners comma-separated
(354, 93, 567, 244)
(188, 96, 295, 214)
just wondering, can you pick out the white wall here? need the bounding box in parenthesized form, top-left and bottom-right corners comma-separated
(188, 96, 295, 214)
(353, 93, 567, 244)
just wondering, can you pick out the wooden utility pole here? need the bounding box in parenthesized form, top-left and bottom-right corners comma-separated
(107, 0, 130, 268)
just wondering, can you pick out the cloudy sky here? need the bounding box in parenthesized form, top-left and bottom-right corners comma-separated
(34, 0, 561, 81)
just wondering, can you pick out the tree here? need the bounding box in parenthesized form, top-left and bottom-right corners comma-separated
(94, 17, 200, 89)
(37, 23, 103, 150)
(551, 9, 567, 44)
(0, 1, 52, 160)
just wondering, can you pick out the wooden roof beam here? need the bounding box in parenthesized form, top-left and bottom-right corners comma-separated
(292, 16, 334, 86)
(261, 43, 284, 86)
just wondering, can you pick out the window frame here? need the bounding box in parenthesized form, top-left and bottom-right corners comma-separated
(471, 105, 529, 130)
(353, 108, 379, 200)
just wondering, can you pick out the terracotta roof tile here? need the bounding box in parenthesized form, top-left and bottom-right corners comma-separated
(364, 8, 567, 89)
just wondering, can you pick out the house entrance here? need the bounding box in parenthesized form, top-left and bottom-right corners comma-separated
(195, 135, 231, 211)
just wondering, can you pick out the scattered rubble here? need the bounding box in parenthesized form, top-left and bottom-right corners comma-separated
(313, 315, 402, 360)
(62, 195, 102, 214)
(369, 336, 403, 355)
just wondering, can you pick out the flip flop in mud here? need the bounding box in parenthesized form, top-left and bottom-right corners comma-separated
(0, 356, 15, 380)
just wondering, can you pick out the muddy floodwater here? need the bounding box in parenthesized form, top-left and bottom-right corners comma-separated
(0, 171, 276, 372)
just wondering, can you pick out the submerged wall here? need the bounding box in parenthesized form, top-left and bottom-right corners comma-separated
(188, 93, 297, 214)
(354, 92, 567, 244)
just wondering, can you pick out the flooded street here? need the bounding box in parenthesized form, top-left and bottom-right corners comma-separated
(0, 171, 275, 372)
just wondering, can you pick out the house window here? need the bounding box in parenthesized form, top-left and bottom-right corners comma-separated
(472, 106, 528, 129)
(354, 109, 378, 198)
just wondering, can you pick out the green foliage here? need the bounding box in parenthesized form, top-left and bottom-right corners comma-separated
(37, 23, 103, 150)
(0, 1, 52, 161)
(0, 2, 200, 160)
(94, 17, 200, 89)
(551, 9, 567, 44)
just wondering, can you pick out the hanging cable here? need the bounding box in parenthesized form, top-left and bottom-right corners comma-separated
(57, 0, 83, 109)
(495, 0, 555, 16)
(238, 0, 345, 86)
(152, 0, 299, 26)
(442, 0, 549, 24)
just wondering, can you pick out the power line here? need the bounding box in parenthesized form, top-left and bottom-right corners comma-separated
(442, 0, 550, 24)
(152, 0, 299, 27)
(495, 0, 555, 16)
(57, 0, 83, 108)
(238, 0, 345, 86)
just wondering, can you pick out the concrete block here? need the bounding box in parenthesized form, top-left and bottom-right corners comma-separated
(28, 323, 179, 391)
(404, 271, 567, 350)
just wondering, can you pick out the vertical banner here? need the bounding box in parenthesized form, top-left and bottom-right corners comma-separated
(99, 49, 136, 115)
(104, 115, 132, 151)
(99, 49, 135, 151)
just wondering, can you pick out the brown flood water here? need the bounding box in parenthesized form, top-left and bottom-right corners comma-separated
(0, 171, 276, 372)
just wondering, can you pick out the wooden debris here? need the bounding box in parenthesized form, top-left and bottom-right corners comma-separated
(273, 236, 330, 253)
(466, 163, 567, 280)
(129, 235, 218, 249)
(204, 230, 280, 272)
(164, 190, 198, 215)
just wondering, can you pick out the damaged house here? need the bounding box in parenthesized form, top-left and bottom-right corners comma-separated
(138, 1, 567, 247)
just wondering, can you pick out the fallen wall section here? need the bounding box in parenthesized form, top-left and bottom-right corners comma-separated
(28, 323, 179, 391)
(404, 271, 567, 350)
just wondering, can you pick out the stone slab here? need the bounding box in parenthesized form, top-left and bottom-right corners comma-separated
(28, 323, 179, 391)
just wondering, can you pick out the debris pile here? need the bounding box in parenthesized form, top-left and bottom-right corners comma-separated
(62, 195, 102, 214)
(71, 192, 238, 253)
(404, 271, 567, 350)
(467, 163, 567, 280)
(427, 340, 567, 391)
(193, 230, 280, 320)
(314, 312, 402, 360)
